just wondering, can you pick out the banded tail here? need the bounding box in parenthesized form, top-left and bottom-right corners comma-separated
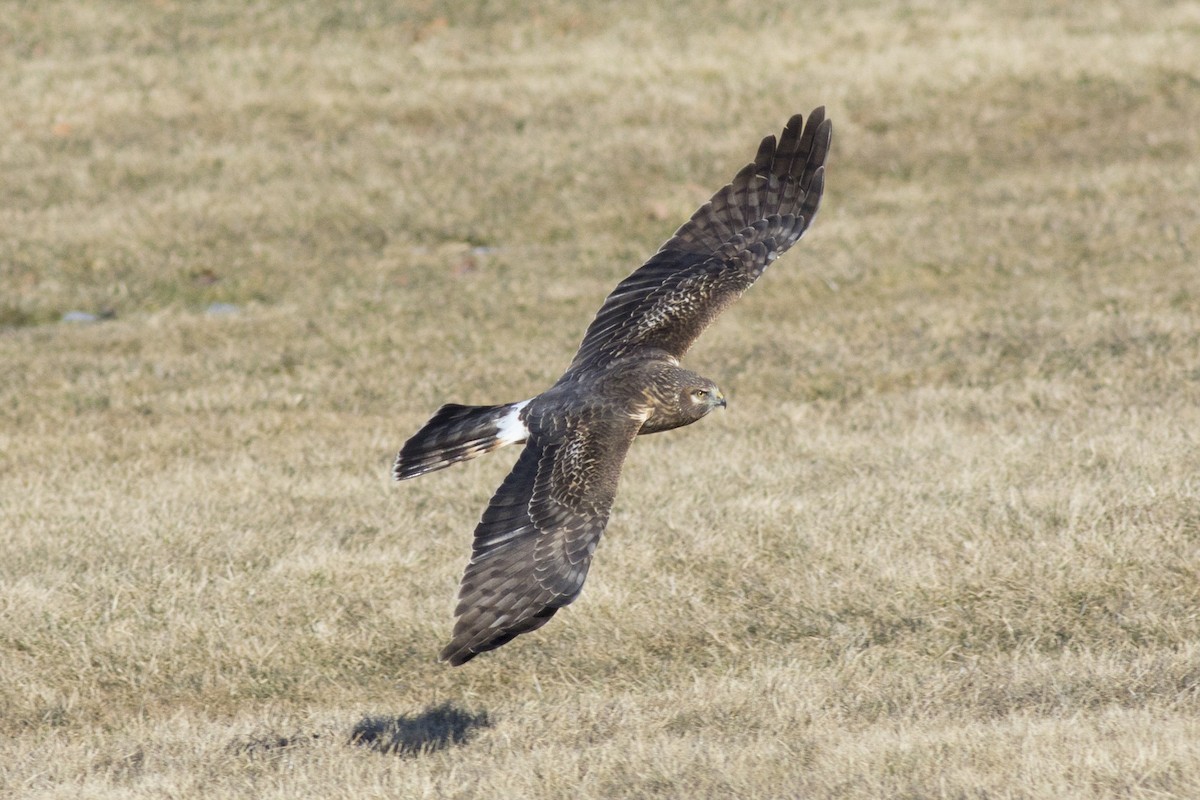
(393, 400, 530, 481)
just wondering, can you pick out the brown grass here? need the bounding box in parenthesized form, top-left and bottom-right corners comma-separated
(2, 1, 1199, 797)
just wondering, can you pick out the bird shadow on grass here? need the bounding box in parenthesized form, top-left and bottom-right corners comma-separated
(349, 702, 491, 756)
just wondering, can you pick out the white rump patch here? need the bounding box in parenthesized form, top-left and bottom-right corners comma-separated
(496, 400, 530, 446)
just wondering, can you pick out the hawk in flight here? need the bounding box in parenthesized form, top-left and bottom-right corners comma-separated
(394, 109, 832, 665)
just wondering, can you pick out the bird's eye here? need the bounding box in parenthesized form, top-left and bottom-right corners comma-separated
(693, 389, 708, 400)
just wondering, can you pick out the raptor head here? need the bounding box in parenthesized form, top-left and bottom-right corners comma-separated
(682, 379, 726, 422)
(639, 367, 727, 434)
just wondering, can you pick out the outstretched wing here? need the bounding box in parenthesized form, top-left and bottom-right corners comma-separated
(565, 109, 832, 377)
(439, 412, 642, 666)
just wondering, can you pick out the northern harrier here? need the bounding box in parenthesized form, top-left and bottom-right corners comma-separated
(394, 109, 832, 665)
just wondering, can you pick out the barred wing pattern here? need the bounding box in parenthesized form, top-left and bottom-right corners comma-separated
(565, 108, 831, 377)
(440, 412, 643, 666)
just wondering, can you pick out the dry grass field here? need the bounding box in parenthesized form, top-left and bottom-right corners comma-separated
(3, 1, 1200, 797)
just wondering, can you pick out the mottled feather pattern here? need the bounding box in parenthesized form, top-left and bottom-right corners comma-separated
(566, 109, 831, 375)
(439, 414, 640, 665)
(394, 110, 831, 665)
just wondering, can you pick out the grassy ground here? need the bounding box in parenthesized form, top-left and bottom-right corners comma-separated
(3, 1, 1199, 796)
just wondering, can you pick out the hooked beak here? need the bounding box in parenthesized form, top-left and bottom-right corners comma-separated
(712, 390, 727, 409)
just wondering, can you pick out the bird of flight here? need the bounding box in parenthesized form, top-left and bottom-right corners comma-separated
(394, 109, 832, 665)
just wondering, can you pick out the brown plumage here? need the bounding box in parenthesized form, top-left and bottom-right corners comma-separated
(394, 109, 832, 665)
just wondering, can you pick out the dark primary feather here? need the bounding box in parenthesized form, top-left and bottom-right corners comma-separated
(565, 108, 831, 377)
(440, 412, 643, 666)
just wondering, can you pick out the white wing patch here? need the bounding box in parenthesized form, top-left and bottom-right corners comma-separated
(496, 400, 531, 446)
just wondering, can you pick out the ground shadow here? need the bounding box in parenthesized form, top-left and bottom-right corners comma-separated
(349, 702, 491, 756)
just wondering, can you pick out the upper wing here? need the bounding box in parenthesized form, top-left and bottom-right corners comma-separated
(439, 412, 642, 666)
(565, 109, 831, 377)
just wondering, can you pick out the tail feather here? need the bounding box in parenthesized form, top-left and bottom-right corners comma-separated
(393, 400, 529, 481)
